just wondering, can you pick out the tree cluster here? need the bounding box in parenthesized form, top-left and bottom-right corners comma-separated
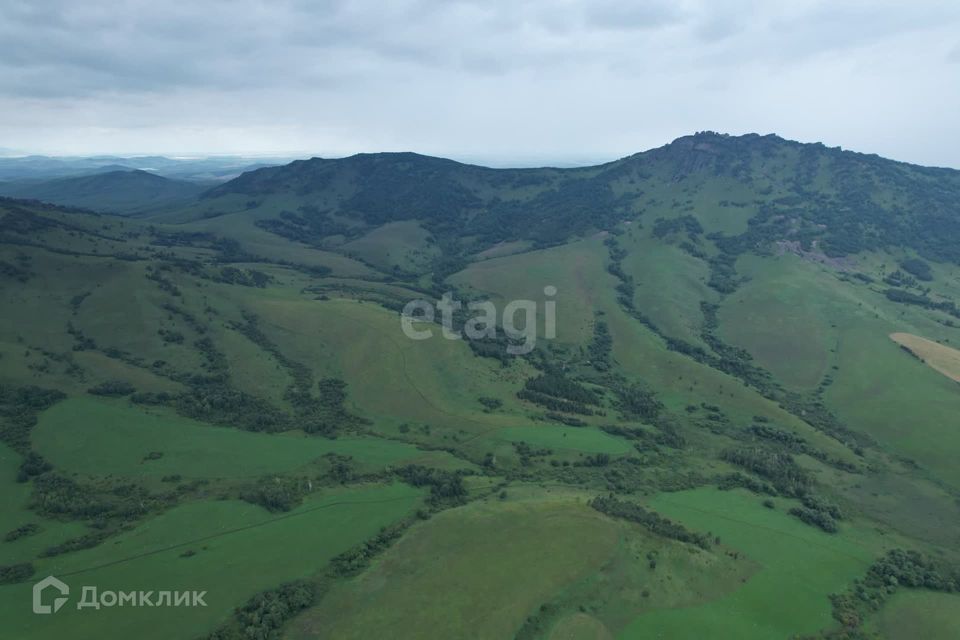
(240, 476, 311, 512)
(0, 383, 66, 453)
(827, 549, 960, 635)
(590, 495, 712, 550)
(395, 465, 467, 507)
(206, 579, 318, 640)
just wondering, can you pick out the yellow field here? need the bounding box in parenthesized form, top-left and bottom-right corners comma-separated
(890, 332, 960, 383)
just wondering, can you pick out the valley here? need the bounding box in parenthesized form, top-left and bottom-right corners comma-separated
(2, 132, 960, 639)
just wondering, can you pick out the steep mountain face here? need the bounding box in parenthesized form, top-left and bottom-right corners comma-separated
(3, 134, 960, 639)
(0, 169, 206, 215)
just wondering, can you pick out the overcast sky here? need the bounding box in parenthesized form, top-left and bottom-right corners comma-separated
(2, 0, 959, 167)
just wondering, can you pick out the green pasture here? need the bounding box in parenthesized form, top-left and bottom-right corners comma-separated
(0, 483, 422, 640)
(449, 234, 612, 345)
(287, 495, 621, 640)
(495, 426, 631, 454)
(341, 220, 437, 272)
(619, 488, 876, 639)
(251, 296, 538, 439)
(619, 230, 715, 350)
(32, 396, 440, 479)
(865, 589, 960, 639)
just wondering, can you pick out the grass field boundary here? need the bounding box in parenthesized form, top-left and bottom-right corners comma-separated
(654, 494, 872, 562)
(53, 493, 418, 579)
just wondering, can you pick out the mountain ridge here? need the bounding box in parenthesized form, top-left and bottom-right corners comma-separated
(178, 131, 960, 267)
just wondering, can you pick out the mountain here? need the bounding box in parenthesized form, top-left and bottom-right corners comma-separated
(2, 133, 960, 639)
(165, 132, 960, 269)
(0, 170, 206, 215)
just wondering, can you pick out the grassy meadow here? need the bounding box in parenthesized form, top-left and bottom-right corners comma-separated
(620, 489, 877, 639)
(3, 135, 960, 640)
(32, 396, 442, 479)
(0, 484, 423, 640)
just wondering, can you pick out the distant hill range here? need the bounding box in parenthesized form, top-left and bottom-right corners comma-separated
(0, 170, 207, 215)
(0, 153, 286, 183)
(0, 153, 293, 215)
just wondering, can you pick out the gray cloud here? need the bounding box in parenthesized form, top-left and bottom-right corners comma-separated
(1, 0, 958, 168)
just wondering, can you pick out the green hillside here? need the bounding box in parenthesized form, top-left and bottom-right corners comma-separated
(0, 170, 205, 215)
(2, 132, 960, 639)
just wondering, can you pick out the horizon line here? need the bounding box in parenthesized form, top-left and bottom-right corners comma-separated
(2, 131, 959, 173)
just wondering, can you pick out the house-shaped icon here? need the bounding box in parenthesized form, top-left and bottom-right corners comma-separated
(32, 576, 69, 614)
